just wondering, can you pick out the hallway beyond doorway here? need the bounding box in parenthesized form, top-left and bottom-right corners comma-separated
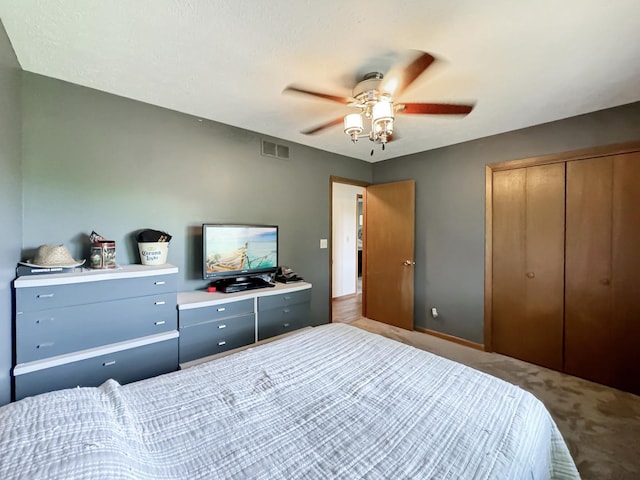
(332, 293, 362, 324)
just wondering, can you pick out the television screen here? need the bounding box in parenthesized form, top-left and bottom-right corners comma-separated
(203, 224, 278, 280)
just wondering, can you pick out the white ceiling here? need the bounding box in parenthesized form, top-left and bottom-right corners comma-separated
(1, 0, 639, 162)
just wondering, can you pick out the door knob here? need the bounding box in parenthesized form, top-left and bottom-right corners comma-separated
(526, 272, 535, 279)
(403, 260, 415, 266)
(600, 278, 611, 286)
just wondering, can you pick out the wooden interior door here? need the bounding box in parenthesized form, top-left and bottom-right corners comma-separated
(364, 180, 415, 330)
(492, 164, 565, 370)
(565, 153, 640, 394)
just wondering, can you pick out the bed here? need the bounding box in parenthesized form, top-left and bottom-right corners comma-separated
(0, 323, 579, 479)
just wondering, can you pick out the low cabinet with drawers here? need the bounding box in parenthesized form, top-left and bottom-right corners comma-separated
(178, 298, 255, 364)
(257, 288, 312, 340)
(13, 265, 179, 400)
(177, 282, 312, 366)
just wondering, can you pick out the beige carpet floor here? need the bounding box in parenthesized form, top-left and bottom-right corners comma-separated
(349, 318, 640, 480)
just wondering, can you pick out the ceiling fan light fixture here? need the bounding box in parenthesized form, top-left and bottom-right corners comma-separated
(285, 50, 474, 154)
(344, 113, 364, 141)
(372, 101, 394, 138)
(372, 100, 394, 123)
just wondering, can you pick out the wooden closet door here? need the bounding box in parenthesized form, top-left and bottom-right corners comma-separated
(565, 157, 613, 385)
(565, 153, 640, 394)
(492, 163, 565, 370)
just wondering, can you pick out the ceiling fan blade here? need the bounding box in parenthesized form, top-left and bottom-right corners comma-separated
(379, 50, 436, 98)
(398, 102, 474, 115)
(300, 117, 345, 135)
(283, 85, 354, 105)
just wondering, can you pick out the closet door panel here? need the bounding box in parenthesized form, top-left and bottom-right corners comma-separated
(612, 153, 640, 395)
(565, 157, 613, 383)
(492, 164, 564, 370)
(566, 153, 640, 395)
(524, 164, 565, 370)
(492, 169, 526, 359)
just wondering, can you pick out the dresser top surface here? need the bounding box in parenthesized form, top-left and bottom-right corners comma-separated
(178, 282, 311, 309)
(14, 264, 179, 288)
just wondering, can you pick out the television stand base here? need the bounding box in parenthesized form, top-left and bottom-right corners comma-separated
(211, 276, 275, 293)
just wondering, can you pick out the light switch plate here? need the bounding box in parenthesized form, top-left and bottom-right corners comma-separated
(320, 239, 328, 249)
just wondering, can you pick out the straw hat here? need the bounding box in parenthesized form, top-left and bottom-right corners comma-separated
(20, 244, 85, 268)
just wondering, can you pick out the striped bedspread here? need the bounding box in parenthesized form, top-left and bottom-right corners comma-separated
(0, 323, 579, 479)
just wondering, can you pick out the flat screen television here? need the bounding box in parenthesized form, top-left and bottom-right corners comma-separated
(203, 224, 278, 281)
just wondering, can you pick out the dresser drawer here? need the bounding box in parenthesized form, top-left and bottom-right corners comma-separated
(179, 313, 254, 363)
(14, 338, 178, 400)
(179, 298, 254, 328)
(258, 288, 311, 311)
(15, 273, 178, 312)
(257, 302, 309, 341)
(16, 292, 177, 363)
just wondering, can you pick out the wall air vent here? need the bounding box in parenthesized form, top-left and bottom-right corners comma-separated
(261, 140, 290, 159)
(276, 144, 289, 159)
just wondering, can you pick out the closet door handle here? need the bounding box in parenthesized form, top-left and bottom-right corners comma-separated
(600, 278, 610, 286)
(526, 272, 535, 279)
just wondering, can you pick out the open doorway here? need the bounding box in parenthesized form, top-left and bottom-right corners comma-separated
(330, 177, 368, 324)
(330, 176, 415, 329)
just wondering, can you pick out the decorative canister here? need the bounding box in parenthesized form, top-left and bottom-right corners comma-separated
(90, 240, 116, 269)
(138, 242, 169, 265)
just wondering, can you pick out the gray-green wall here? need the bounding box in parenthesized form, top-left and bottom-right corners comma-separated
(6, 56, 640, 404)
(0, 20, 22, 406)
(373, 102, 640, 344)
(21, 73, 373, 330)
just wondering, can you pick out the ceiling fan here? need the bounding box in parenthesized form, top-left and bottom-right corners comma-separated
(284, 50, 475, 153)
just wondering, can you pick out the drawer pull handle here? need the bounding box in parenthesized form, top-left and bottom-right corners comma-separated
(37, 293, 55, 299)
(284, 309, 291, 314)
(103, 360, 116, 367)
(217, 307, 226, 312)
(218, 324, 227, 329)
(284, 296, 291, 300)
(36, 342, 54, 349)
(218, 341, 226, 346)
(155, 301, 166, 305)
(155, 281, 166, 285)
(36, 317, 55, 324)
(283, 323, 290, 328)
(155, 320, 166, 326)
